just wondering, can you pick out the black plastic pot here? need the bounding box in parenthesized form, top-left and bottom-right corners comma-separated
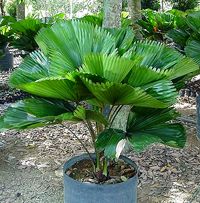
(63, 154, 138, 203)
(0, 46, 13, 71)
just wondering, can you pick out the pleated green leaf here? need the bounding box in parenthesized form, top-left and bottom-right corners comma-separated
(95, 128, 125, 159)
(127, 65, 170, 87)
(17, 76, 90, 101)
(9, 51, 50, 88)
(81, 77, 172, 108)
(0, 98, 76, 131)
(186, 11, 200, 33)
(73, 106, 108, 126)
(80, 54, 135, 83)
(127, 107, 179, 131)
(167, 29, 190, 48)
(128, 124, 186, 152)
(185, 40, 200, 65)
(130, 40, 184, 69)
(168, 57, 199, 79)
(126, 107, 186, 151)
(108, 27, 135, 55)
(35, 20, 116, 75)
(145, 80, 178, 104)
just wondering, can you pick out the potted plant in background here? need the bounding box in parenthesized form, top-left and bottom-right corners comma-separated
(0, 23, 13, 71)
(8, 17, 48, 56)
(0, 20, 198, 202)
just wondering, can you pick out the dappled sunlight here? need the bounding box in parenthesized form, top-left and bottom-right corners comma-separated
(168, 182, 191, 203)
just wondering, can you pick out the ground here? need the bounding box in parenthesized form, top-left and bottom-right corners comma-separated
(0, 54, 200, 203)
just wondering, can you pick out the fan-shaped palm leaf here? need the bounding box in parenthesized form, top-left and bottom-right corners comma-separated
(126, 107, 186, 151)
(80, 54, 135, 83)
(95, 107, 185, 158)
(185, 40, 200, 65)
(186, 11, 200, 33)
(128, 123, 185, 152)
(17, 75, 91, 101)
(81, 77, 176, 108)
(9, 51, 50, 87)
(35, 20, 116, 75)
(129, 40, 184, 69)
(0, 98, 76, 131)
(127, 65, 170, 87)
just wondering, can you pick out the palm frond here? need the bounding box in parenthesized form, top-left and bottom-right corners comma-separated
(36, 20, 116, 74)
(127, 65, 170, 87)
(17, 76, 91, 101)
(130, 40, 184, 69)
(80, 78, 174, 108)
(80, 54, 135, 83)
(9, 51, 50, 87)
(0, 98, 76, 131)
(185, 40, 200, 65)
(127, 108, 186, 151)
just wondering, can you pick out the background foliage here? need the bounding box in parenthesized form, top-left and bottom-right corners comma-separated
(170, 0, 199, 11)
(141, 0, 160, 11)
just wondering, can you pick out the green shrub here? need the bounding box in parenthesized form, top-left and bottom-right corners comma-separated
(170, 0, 199, 11)
(138, 9, 175, 41)
(142, 0, 160, 11)
(167, 11, 200, 65)
(5, 0, 17, 18)
(8, 17, 48, 53)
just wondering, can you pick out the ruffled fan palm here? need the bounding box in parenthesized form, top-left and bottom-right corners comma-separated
(0, 20, 199, 161)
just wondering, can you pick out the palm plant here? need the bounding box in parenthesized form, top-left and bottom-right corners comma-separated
(167, 11, 200, 64)
(8, 17, 48, 53)
(0, 20, 198, 181)
(137, 9, 176, 41)
(0, 34, 7, 59)
(169, 0, 199, 11)
(141, 0, 160, 11)
(0, 17, 11, 50)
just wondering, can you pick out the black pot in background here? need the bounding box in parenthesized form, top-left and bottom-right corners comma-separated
(0, 45, 13, 71)
(63, 154, 138, 203)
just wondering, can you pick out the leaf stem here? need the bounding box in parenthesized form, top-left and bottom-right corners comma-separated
(96, 152, 101, 171)
(84, 120, 96, 145)
(109, 105, 123, 127)
(107, 105, 114, 120)
(61, 123, 95, 167)
(103, 158, 108, 177)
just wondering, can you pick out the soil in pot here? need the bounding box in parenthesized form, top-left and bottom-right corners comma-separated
(66, 159, 137, 185)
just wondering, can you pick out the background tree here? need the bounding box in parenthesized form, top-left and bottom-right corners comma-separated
(16, 0, 25, 19)
(127, 0, 142, 38)
(5, 0, 17, 17)
(103, 0, 122, 28)
(0, 0, 5, 16)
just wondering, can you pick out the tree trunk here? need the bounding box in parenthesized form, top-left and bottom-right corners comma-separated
(102, 0, 130, 132)
(69, 0, 73, 19)
(102, 0, 122, 28)
(17, 2, 26, 20)
(127, 0, 142, 39)
(0, 0, 5, 16)
(161, 0, 164, 11)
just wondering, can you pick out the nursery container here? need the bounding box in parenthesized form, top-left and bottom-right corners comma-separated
(0, 47, 13, 71)
(63, 154, 138, 203)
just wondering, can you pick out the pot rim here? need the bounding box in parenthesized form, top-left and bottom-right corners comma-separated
(63, 153, 138, 188)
